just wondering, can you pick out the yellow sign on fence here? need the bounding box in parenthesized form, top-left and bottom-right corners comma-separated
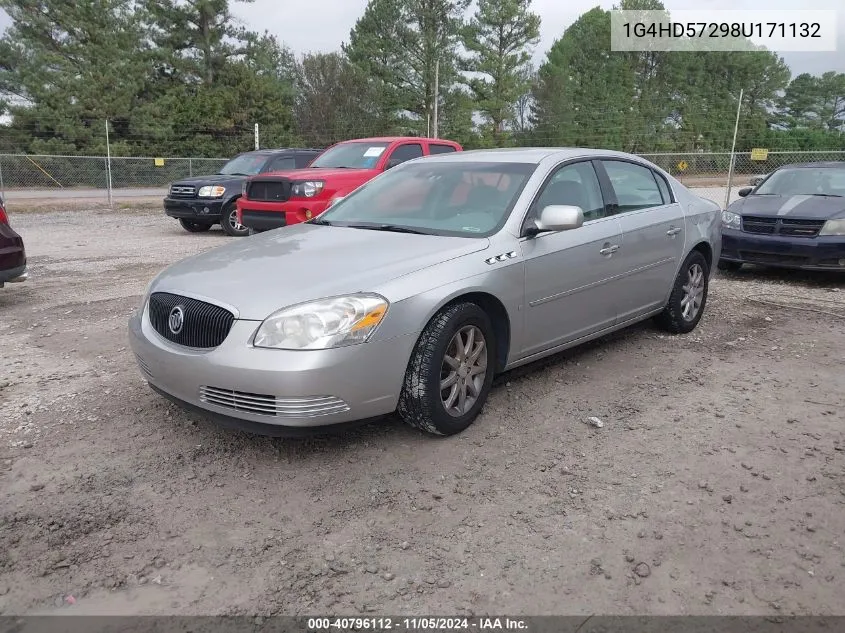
(154, 158, 165, 167)
(677, 160, 688, 172)
(750, 148, 769, 161)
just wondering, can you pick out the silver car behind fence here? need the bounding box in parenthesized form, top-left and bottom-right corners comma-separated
(129, 148, 722, 437)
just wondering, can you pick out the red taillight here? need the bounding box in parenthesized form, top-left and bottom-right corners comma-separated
(0, 205, 8, 225)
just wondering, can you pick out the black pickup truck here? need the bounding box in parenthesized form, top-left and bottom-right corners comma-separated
(164, 148, 322, 236)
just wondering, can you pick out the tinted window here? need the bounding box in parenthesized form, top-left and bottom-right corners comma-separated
(295, 153, 319, 168)
(265, 156, 296, 172)
(535, 161, 606, 221)
(654, 171, 673, 203)
(602, 160, 665, 212)
(386, 143, 424, 168)
(429, 144, 457, 155)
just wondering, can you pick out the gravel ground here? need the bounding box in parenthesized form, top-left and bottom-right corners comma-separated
(1, 207, 844, 617)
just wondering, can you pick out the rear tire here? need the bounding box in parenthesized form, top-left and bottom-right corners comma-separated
(221, 203, 249, 237)
(179, 219, 211, 233)
(718, 260, 742, 272)
(398, 302, 496, 436)
(655, 250, 710, 334)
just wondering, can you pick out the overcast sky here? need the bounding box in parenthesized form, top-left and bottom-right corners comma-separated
(0, 0, 842, 77)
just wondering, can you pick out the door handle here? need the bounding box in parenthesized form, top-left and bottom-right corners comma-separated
(666, 227, 682, 236)
(599, 244, 619, 256)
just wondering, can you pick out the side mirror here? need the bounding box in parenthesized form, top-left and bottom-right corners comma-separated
(738, 187, 752, 197)
(526, 205, 584, 236)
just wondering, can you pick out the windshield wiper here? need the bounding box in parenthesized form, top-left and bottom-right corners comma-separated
(309, 218, 333, 226)
(220, 171, 250, 176)
(810, 193, 843, 197)
(344, 223, 429, 235)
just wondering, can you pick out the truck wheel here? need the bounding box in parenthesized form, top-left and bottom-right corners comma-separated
(179, 219, 211, 233)
(221, 203, 249, 237)
(397, 302, 496, 436)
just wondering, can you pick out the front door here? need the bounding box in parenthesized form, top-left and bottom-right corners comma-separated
(519, 160, 626, 358)
(597, 159, 686, 321)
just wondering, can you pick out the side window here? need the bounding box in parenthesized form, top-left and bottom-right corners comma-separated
(653, 171, 673, 204)
(265, 156, 296, 172)
(602, 160, 665, 212)
(295, 153, 318, 168)
(429, 143, 457, 155)
(534, 161, 606, 221)
(385, 143, 423, 169)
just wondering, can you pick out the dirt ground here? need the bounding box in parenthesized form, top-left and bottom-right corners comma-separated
(1, 207, 844, 617)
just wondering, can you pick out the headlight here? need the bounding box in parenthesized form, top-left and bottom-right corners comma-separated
(198, 185, 226, 198)
(819, 219, 845, 236)
(253, 294, 389, 350)
(721, 210, 741, 229)
(291, 181, 324, 198)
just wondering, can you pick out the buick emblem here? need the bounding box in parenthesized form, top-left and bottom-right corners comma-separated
(168, 305, 185, 335)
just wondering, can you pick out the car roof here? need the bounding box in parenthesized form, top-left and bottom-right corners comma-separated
(774, 161, 845, 170)
(240, 148, 323, 156)
(337, 137, 459, 144)
(417, 147, 648, 165)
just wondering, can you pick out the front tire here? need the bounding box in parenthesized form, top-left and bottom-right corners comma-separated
(221, 203, 249, 237)
(655, 250, 710, 334)
(398, 302, 496, 436)
(179, 219, 211, 233)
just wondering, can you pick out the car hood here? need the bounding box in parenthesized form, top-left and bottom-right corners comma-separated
(730, 194, 845, 220)
(171, 174, 244, 186)
(253, 167, 378, 181)
(150, 223, 490, 320)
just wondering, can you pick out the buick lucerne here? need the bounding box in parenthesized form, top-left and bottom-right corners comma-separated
(129, 148, 721, 437)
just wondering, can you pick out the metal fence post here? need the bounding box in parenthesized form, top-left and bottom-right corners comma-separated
(105, 120, 114, 207)
(189, 158, 193, 177)
(724, 89, 744, 210)
(0, 154, 4, 196)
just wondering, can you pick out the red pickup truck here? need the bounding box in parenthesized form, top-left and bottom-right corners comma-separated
(236, 136, 463, 232)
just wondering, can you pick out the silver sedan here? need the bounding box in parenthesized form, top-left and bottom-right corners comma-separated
(129, 148, 721, 436)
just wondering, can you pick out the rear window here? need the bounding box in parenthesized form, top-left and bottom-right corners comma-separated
(429, 144, 457, 155)
(309, 142, 390, 169)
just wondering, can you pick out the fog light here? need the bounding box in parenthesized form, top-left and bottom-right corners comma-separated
(305, 210, 312, 220)
(839, 258, 845, 266)
(202, 207, 210, 214)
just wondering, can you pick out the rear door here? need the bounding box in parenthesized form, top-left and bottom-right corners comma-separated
(596, 159, 686, 321)
(383, 142, 424, 170)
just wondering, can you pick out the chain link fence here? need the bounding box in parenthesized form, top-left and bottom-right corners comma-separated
(1, 150, 844, 201)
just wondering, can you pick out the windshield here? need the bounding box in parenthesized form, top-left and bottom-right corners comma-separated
(309, 142, 391, 169)
(754, 167, 845, 196)
(315, 161, 537, 237)
(219, 153, 268, 176)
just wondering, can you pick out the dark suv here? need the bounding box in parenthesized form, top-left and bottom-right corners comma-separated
(0, 194, 27, 288)
(165, 148, 322, 236)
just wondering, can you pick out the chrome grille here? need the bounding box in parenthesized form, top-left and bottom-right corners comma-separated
(246, 179, 291, 202)
(199, 386, 349, 418)
(148, 292, 234, 349)
(169, 185, 197, 198)
(742, 215, 825, 238)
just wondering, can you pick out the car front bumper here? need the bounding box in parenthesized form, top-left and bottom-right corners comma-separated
(164, 197, 225, 221)
(128, 306, 417, 434)
(236, 199, 329, 230)
(720, 228, 845, 271)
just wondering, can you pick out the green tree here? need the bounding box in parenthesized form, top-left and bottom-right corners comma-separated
(0, 0, 147, 153)
(344, 0, 470, 136)
(531, 8, 635, 148)
(778, 72, 845, 132)
(461, 0, 540, 145)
